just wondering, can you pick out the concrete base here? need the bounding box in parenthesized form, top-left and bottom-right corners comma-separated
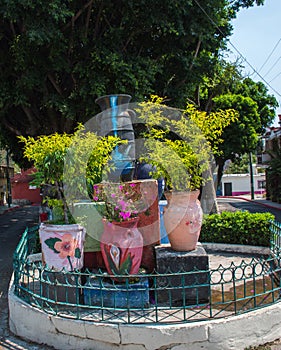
(155, 243, 210, 305)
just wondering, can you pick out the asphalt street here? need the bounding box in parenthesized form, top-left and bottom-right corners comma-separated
(0, 205, 53, 350)
(217, 197, 281, 223)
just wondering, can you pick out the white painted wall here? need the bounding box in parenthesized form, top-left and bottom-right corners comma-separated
(221, 173, 266, 196)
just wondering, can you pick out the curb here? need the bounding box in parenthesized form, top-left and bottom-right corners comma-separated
(0, 205, 20, 215)
(220, 196, 281, 211)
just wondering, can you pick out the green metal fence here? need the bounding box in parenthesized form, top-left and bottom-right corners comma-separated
(13, 222, 281, 324)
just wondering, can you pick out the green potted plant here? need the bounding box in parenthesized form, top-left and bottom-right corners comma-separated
(137, 97, 237, 251)
(19, 127, 123, 271)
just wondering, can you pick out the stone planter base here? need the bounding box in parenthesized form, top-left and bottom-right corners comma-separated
(155, 243, 210, 305)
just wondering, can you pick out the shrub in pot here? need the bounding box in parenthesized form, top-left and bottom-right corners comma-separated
(137, 96, 237, 251)
(19, 127, 123, 271)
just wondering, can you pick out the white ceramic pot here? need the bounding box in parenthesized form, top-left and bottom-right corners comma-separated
(164, 190, 203, 251)
(39, 223, 86, 271)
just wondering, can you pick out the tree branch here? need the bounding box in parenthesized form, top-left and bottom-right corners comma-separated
(63, 0, 94, 31)
(84, 0, 93, 38)
(189, 40, 201, 70)
(47, 73, 63, 95)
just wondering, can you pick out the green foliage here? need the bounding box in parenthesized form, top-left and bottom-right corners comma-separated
(0, 0, 263, 164)
(200, 211, 274, 247)
(138, 96, 237, 191)
(224, 154, 255, 174)
(266, 141, 281, 203)
(19, 127, 123, 223)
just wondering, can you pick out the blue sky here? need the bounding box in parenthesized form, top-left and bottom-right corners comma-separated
(225, 0, 281, 126)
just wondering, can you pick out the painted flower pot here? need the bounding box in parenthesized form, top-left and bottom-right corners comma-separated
(100, 218, 143, 279)
(39, 223, 86, 271)
(164, 190, 203, 251)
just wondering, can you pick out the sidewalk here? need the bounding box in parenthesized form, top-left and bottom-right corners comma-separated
(0, 204, 20, 215)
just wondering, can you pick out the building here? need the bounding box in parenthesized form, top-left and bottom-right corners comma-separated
(11, 168, 42, 204)
(220, 172, 266, 197)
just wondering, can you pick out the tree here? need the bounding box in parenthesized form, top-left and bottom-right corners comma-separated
(212, 93, 261, 184)
(198, 59, 278, 186)
(224, 153, 256, 174)
(0, 0, 264, 165)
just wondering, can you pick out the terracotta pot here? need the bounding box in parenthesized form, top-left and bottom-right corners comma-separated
(163, 190, 203, 251)
(100, 218, 143, 278)
(39, 223, 86, 271)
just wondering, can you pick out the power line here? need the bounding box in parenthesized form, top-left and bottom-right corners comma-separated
(269, 69, 281, 84)
(257, 38, 281, 74)
(193, 0, 281, 99)
(262, 55, 281, 78)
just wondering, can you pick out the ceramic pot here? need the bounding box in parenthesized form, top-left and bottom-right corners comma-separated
(100, 217, 143, 278)
(39, 223, 86, 271)
(163, 190, 203, 251)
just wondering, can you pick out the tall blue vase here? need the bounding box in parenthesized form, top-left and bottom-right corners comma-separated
(95, 94, 135, 181)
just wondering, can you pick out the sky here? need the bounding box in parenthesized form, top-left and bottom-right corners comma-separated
(225, 0, 281, 126)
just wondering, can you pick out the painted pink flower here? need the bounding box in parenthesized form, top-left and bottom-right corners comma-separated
(54, 234, 78, 259)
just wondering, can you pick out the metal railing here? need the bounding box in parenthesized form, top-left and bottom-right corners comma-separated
(13, 222, 281, 324)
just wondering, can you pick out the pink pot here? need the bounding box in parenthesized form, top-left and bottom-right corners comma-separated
(164, 190, 203, 251)
(100, 218, 143, 278)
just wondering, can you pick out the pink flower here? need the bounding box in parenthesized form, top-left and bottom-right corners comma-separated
(54, 234, 78, 259)
(93, 185, 99, 193)
(119, 211, 131, 220)
(129, 183, 136, 187)
(111, 193, 116, 198)
(93, 196, 99, 201)
(118, 199, 127, 210)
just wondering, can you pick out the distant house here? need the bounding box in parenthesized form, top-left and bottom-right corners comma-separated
(220, 172, 266, 197)
(11, 168, 42, 204)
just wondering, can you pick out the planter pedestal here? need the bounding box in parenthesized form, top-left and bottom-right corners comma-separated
(41, 270, 81, 304)
(84, 277, 149, 308)
(155, 243, 210, 305)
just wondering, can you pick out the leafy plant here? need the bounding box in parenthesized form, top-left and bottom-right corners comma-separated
(200, 211, 274, 247)
(19, 126, 123, 224)
(137, 96, 237, 191)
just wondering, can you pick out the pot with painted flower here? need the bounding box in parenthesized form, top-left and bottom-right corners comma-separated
(93, 182, 144, 280)
(39, 223, 85, 271)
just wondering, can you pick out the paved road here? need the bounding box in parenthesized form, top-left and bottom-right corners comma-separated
(0, 205, 53, 350)
(217, 197, 281, 222)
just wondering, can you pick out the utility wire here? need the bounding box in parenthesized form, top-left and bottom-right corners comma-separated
(258, 38, 281, 72)
(262, 55, 281, 78)
(269, 70, 281, 84)
(193, 0, 281, 98)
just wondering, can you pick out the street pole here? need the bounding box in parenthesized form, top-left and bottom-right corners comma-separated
(6, 149, 12, 207)
(249, 152, 254, 200)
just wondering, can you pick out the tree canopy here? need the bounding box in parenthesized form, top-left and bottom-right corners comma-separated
(0, 0, 264, 165)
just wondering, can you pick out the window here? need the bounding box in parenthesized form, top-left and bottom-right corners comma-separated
(257, 180, 266, 189)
